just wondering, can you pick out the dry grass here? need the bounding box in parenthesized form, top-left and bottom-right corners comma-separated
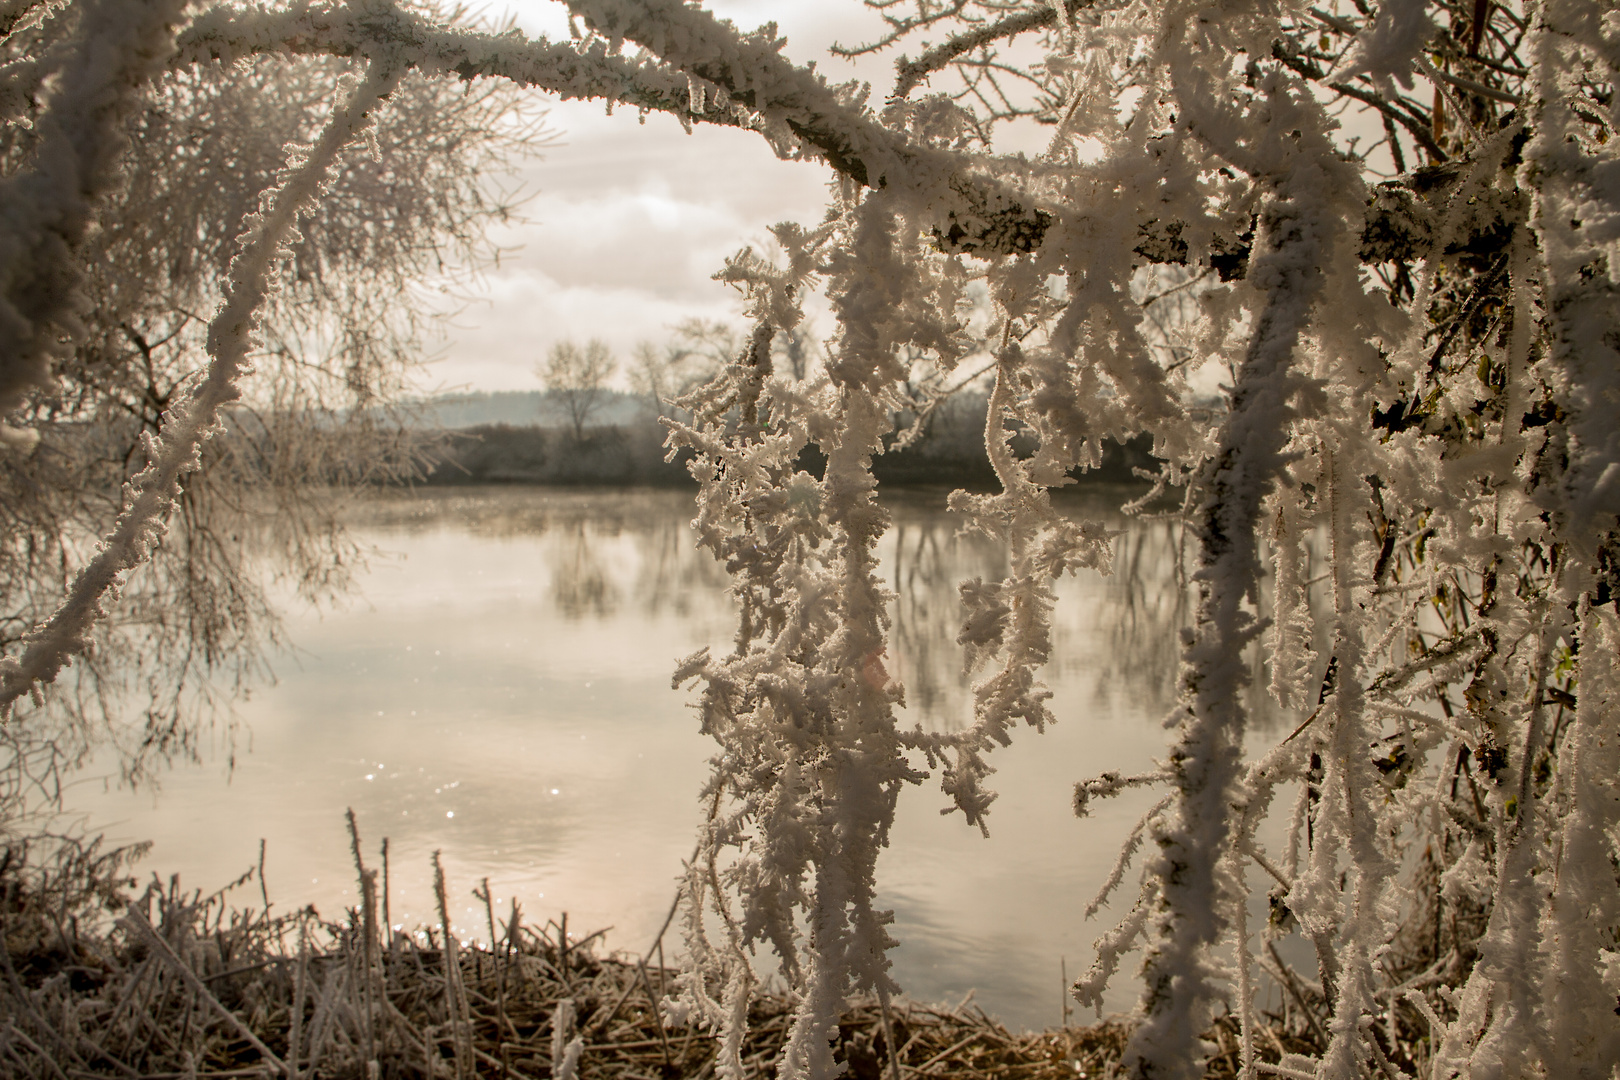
(0, 827, 1348, 1080)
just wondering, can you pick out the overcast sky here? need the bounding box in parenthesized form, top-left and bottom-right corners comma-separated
(417, 1, 902, 393)
(404, 2, 1398, 395)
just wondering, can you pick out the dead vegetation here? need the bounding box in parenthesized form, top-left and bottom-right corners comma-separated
(0, 820, 1359, 1080)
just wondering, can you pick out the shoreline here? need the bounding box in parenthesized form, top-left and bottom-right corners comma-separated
(0, 836, 1308, 1079)
(411, 422, 1165, 493)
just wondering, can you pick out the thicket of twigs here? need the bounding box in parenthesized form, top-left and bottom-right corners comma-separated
(6, 0, 1620, 1074)
(0, 816, 1466, 1080)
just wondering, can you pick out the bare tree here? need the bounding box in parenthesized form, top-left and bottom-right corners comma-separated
(631, 320, 741, 422)
(537, 338, 617, 443)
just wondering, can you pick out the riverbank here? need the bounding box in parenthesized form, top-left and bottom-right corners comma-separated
(1, 834, 1321, 1080)
(415, 391, 1165, 490)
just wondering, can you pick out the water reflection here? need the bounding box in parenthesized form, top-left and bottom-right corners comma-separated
(885, 510, 1007, 730)
(550, 521, 620, 619)
(77, 485, 1300, 1032)
(1089, 522, 1191, 716)
(877, 491, 1207, 739)
(352, 488, 733, 623)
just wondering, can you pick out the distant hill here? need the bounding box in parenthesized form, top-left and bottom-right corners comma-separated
(409, 389, 649, 429)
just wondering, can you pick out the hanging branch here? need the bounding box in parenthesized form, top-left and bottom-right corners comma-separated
(0, 0, 189, 421)
(169, 0, 1490, 270)
(6, 2, 1620, 1079)
(0, 59, 403, 718)
(1122, 64, 1365, 1079)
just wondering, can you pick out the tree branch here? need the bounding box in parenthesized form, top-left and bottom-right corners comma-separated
(176, 0, 1489, 272)
(1271, 48, 1449, 162)
(180, 0, 1055, 255)
(889, 6, 1062, 101)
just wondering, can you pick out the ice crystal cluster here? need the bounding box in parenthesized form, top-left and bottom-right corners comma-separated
(2, 0, 1618, 1077)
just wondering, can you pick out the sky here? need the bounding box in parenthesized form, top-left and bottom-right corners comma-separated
(412, 1, 1392, 396)
(416, 1, 903, 392)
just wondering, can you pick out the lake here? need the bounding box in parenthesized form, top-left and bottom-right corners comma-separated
(75, 485, 1300, 1031)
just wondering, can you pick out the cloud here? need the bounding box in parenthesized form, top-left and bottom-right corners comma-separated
(422, 269, 747, 392)
(428, 104, 835, 390)
(423, 1, 893, 391)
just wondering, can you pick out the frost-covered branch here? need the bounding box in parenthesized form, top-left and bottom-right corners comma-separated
(1123, 60, 1368, 1079)
(172, 0, 1511, 274)
(882, 6, 1066, 102)
(0, 60, 402, 718)
(7, 1, 1620, 1077)
(0, 0, 187, 421)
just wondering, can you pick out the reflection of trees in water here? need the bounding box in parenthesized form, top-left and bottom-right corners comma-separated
(16, 486, 1314, 831)
(1076, 518, 1192, 721)
(20, 484, 1308, 828)
(357, 488, 732, 625)
(885, 512, 1007, 732)
(547, 519, 620, 620)
(1065, 515, 1330, 734)
(880, 496, 1325, 738)
(629, 511, 730, 621)
(362, 489, 1328, 742)
(882, 500, 1193, 735)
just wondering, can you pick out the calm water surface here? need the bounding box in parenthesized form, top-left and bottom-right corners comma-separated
(79, 485, 1292, 1031)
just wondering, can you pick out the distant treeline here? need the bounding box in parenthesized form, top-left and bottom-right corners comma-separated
(416, 391, 1163, 488)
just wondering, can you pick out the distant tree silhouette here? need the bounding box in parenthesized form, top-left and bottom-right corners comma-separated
(538, 339, 617, 443)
